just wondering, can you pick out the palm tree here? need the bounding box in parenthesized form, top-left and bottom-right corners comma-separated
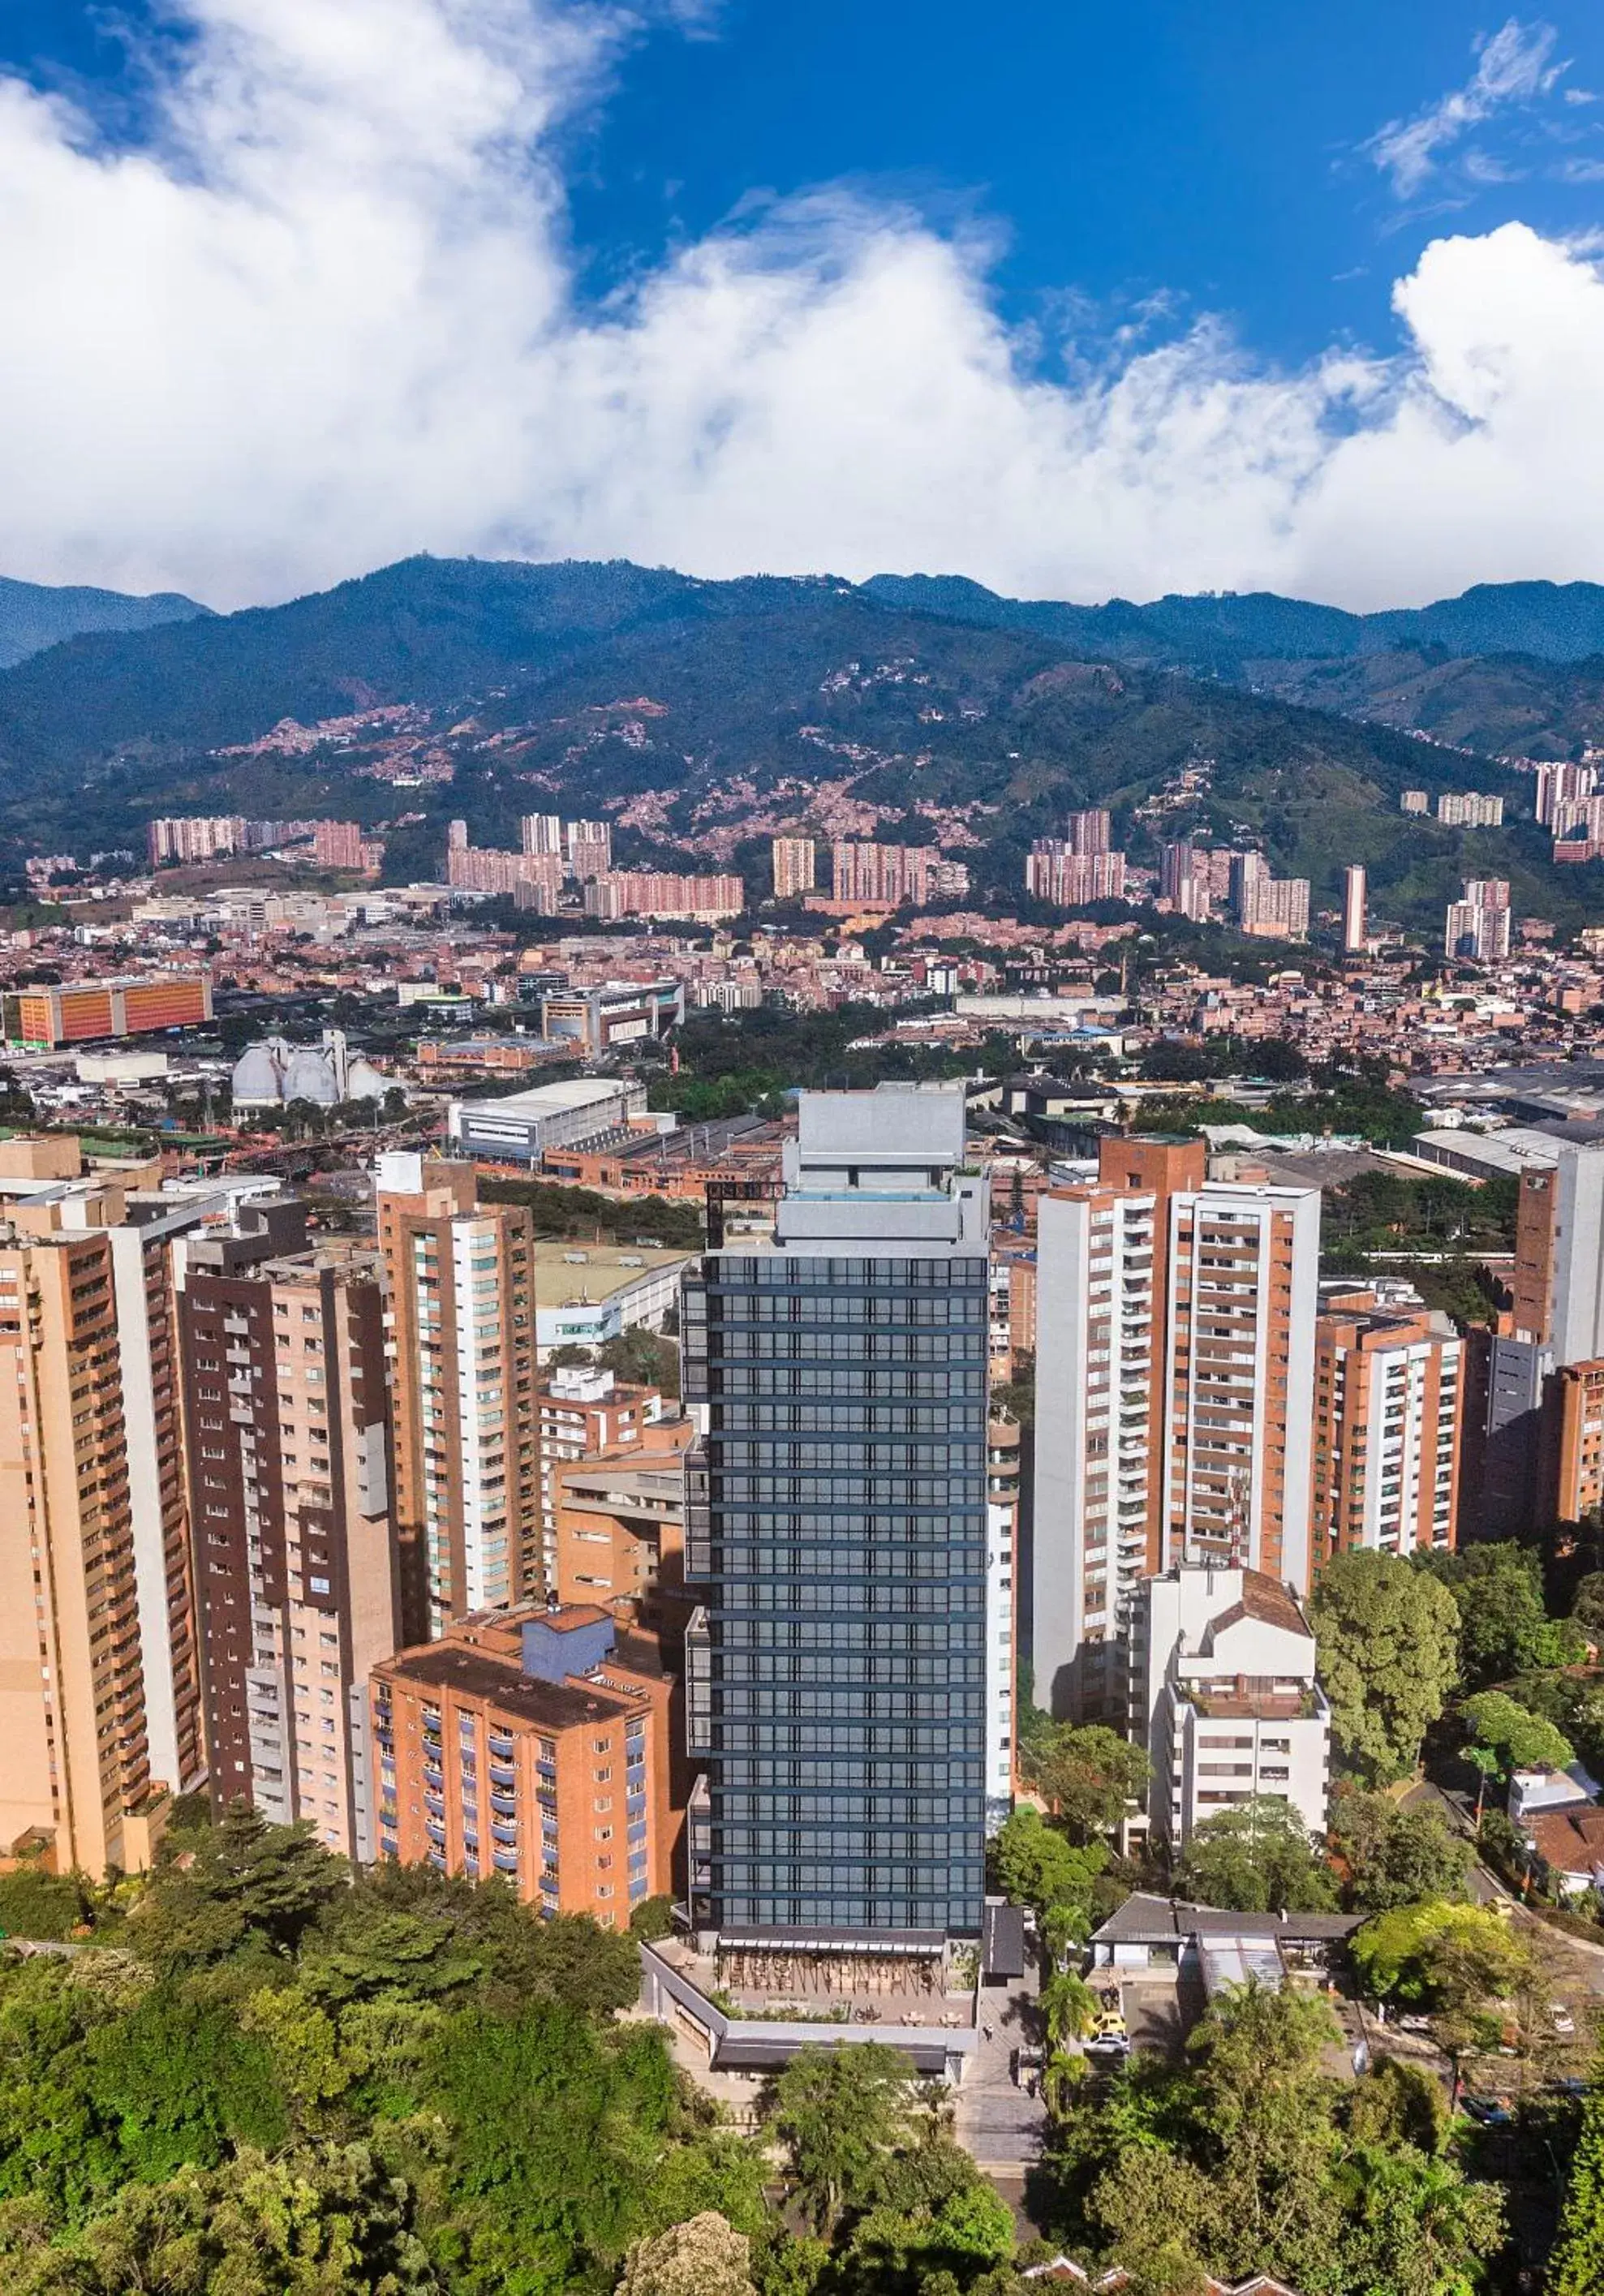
(1040, 1968, 1098, 2050)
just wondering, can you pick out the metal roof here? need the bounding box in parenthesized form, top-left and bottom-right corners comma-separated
(716, 1924, 948, 1954)
(983, 1902, 1027, 1980)
(1090, 1892, 1361, 1947)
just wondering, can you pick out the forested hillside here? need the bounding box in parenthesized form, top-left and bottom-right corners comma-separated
(1, 557, 1601, 930)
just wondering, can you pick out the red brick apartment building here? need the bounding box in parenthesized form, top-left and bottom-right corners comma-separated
(371, 1604, 675, 1924)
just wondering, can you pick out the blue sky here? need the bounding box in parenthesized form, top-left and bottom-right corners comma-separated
(9, 2, 1602, 368)
(0, 2, 1602, 606)
(560, 1, 1604, 362)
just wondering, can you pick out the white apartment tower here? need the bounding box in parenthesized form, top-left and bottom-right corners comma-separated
(1342, 863, 1367, 955)
(1033, 1136, 1204, 1722)
(1034, 1150, 1322, 1722)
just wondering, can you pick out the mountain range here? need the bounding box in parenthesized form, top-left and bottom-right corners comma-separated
(1, 554, 1602, 933)
(0, 576, 210, 672)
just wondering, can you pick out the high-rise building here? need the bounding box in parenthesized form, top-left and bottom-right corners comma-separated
(1164, 1181, 1322, 1590)
(177, 1228, 399, 1859)
(1033, 1135, 1205, 1721)
(1342, 863, 1367, 955)
(1553, 793, 1604, 851)
(681, 1086, 992, 1945)
(520, 814, 563, 857)
(583, 872, 744, 922)
(1554, 1360, 1604, 1524)
(1065, 808, 1112, 855)
(372, 1604, 676, 1922)
(1437, 791, 1505, 828)
(312, 819, 365, 870)
(1310, 1290, 1462, 1563)
(109, 1201, 211, 1803)
(147, 815, 247, 865)
(1158, 840, 1216, 921)
(0, 1227, 166, 1878)
(1024, 841, 1128, 908)
(1444, 878, 1512, 964)
(772, 836, 817, 899)
(565, 820, 613, 878)
(376, 1153, 542, 1638)
(1231, 853, 1310, 941)
(830, 841, 944, 908)
(447, 841, 564, 903)
(985, 1417, 1022, 1829)
(1538, 759, 1598, 829)
(1131, 1564, 1331, 1851)
(1512, 1142, 1604, 1364)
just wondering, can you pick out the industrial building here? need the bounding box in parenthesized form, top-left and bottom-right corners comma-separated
(3, 973, 212, 1050)
(445, 1076, 647, 1167)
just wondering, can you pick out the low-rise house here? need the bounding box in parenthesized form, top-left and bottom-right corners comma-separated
(1517, 1802, 1604, 1900)
(1089, 1893, 1361, 1979)
(1509, 1761, 1602, 1825)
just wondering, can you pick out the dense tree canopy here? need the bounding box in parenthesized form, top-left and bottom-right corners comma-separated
(1415, 1541, 1588, 1688)
(1176, 1799, 1336, 1915)
(1329, 1789, 1473, 1915)
(1550, 2049, 1604, 2296)
(0, 1796, 1542, 2294)
(1014, 1723, 1149, 1845)
(1310, 1551, 1460, 1784)
(1050, 1979, 1502, 2296)
(1460, 1690, 1575, 1780)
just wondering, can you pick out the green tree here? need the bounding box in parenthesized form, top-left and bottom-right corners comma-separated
(629, 1895, 677, 1943)
(1040, 1970, 1099, 2051)
(767, 2044, 914, 2238)
(1417, 1541, 1586, 1686)
(1346, 2056, 1451, 2156)
(617, 2212, 757, 2296)
(1310, 1550, 1460, 1783)
(1188, 1980, 1345, 2272)
(1176, 1799, 1336, 1914)
(1089, 2144, 1216, 2296)
(0, 2142, 438, 2295)
(833, 2136, 1017, 2292)
(990, 1809, 1106, 1952)
(1329, 1788, 1473, 1913)
(429, 2004, 673, 2294)
(1017, 1723, 1149, 1844)
(1337, 2144, 1504, 2296)
(1571, 1569, 1604, 1639)
(82, 1983, 290, 2185)
(0, 1869, 92, 1943)
(1550, 2050, 1604, 2296)
(1352, 1900, 1533, 2014)
(1461, 1690, 1575, 1780)
(135, 1803, 345, 1970)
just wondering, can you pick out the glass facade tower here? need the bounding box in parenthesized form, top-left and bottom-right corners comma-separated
(682, 1086, 991, 1945)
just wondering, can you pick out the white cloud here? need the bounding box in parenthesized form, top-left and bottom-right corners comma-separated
(1365, 18, 1566, 197)
(0, 1, 1602, 612)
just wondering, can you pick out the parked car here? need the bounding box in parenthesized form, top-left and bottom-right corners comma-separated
(1550, 2004, 1577, 2037)
(1460, 2095, 1513, 2127)
(1086, 2010, 1131, 2057)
